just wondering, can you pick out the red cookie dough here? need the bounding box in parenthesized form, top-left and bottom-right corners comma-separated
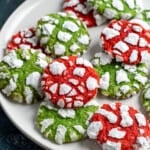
(87, 103, 150, 150)
(7, 28, 42, 52)
(42, 56, 99, 108)
(101, 19, 150, 65)
(63, 0, 96, 27)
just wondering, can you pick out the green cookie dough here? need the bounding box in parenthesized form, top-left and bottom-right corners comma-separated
(92, 52, 148, 99)
(142, 82, 150, 115)
(36, 12, 90, 57)
(87, 0, 142, 20)
(0, 49, 51, 104)
(36, 100, 98, 144)
(136, 9, 150, 26)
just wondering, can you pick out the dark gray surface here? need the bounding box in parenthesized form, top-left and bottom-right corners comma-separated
(0, 0, 24, 28)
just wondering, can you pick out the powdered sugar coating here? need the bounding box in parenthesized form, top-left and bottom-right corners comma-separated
(99, 72, 110, 90)
(2, 75, 18, 96)
(92, 52, 112, 65)
(59, 84, 72, 95)
(73, 67, 85, 77)
(36, 101, 98, 144)
(78, 35, 90, 45)
(87, 121, 103, 139)
(0, 49, 50, 104)
(116, 69, 129, 84)
(88, 0, 142, 20)
(7, 28, 42, 52)
(142, 82, 150, 116)
(114, 41, 129, 53)
(42, 24, 55, 35)
(63, 21, 79, 32)
(96, 109, 117, 123)
(3, 51, 23, 68)
(134, 74, 148, 85)
(87, 103, 150, 150)
(102, 27, 120, 40)
(24, 86, 33, 104)
(36, 12, 90, 57)
(58, 109, 75, 118)
(73, 125, 85, 134)
(124, 33, 139, 46)
(64, 0, 106, 27)
(49, 62, 66, 75)
(108, 127, 126, 139)
(86, 77, 98, 90)
(112, 0, 124, 11)
(54, 43, 66, 55)
(55, 125, 67, 144)
(102, 141, 121, 150)
(101, 20, 150, 65)
(129, 50, 138, 63)
(58, 31, 72, 42)
(26, 72, 41, 92)
(92, 51, 148, 99)
(42, 56, 99, 108)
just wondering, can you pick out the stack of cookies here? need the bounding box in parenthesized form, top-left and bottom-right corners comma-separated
(37, 55, 100, 144)
(0, 12, 100, 144)
(0, 0, 150, 149)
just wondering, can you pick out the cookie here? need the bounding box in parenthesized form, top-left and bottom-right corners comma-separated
(42, 56, 99, 108)
(136, 9, 150, 26)
(87, 103, 150, 150)
(36, 12, 90, 57)
(36, 100, 98, 144)
(101, 19, 150, 65)
(63, 0, 107, 27)
(87, 0, 143, 20)
(0, 49, 50, 104)
(7, 28, 42, 52)
(142, 81, 150, 116)
(92, 52, 148, 99)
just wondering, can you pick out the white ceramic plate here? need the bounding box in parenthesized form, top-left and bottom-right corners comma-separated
(0, 0, 150, 150)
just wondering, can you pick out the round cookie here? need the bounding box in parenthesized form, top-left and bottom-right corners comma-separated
(136, 10, 150, 26)
(36, 12, 90, 57)
(36, 100, 99, 144)
(101, 19, 150, 65)
(92, 52, 148, 99)
(142, 81, 150, 116)
(0, 49, 51, 104)
(87, 103, 150, 150)
(7, 28, 42, 52)
(63, 0, 107, 27)
(87, 0, 143, 20)
(42, 56, 99, 108)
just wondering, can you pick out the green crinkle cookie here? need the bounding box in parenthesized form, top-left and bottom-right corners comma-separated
(36, 100, 98, 144)
(136, 9, 150, 26)
(92, 52, 148, 99)
(87, 0, 142, 20)
(0, 49, 51, 104)
(36, 12, 90, 57)
(142, 82, 150, 115)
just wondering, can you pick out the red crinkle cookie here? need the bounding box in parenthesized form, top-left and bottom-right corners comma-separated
(101, 19, 150, 65)
(7, 28, 42, 51)
(42, 56, 100, 108)
(63, 0, 96, 27)
(87, 103, 150, 150)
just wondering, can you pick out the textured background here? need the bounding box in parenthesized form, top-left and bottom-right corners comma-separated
(0, 0, 42, 149)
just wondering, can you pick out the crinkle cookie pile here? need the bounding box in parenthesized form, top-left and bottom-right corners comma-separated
(1, 0, 150, 149)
